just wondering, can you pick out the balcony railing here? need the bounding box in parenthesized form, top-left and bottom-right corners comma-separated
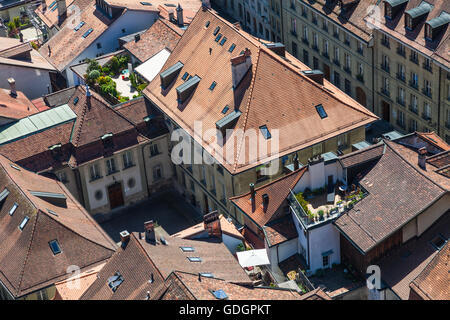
(409, 105, 418, 114)
(381, 87, 390, 97)
(421, 113, 431, 121)
(409, 80, 418, 90)
(422, 88, 432, 98)
(423, 63, 432, 73)
(396, 72, 405, 82)
(381, 63, 390, 73)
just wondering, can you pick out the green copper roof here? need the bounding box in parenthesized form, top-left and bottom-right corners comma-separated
(0, 104, 76, 145)
(384, 0, 409, 7)
(406, 1, 433, 19)
(426, 12, 450, 28)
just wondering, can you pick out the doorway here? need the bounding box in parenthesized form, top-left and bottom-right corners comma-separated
(108, 182, 124, 210)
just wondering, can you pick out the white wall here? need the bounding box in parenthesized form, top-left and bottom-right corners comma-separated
(65, 10, 159, 86)
(82, 151, 143, 210)
(0, 65, 53, 99)
(308, 223, 341, 273)
(308, 161, 325, 190)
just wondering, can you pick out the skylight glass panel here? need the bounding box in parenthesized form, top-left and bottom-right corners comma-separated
(180, 246, 195, 252)
(0, 188, 9, 202)
(209, 81, 217, 90)
(215, 33, 222, 42)
(49, 1, 57, 8)
(228, 43, 236, 53)
(259, 125, 271, 140)
(200, 273, 214, 278)
(19, 216, 29, 231)
(51, 4, 58, 11)
(182, 72, 189, 80)
(108, 272, 124, 292)
(74, 21, 85, 32)
(140, 1, 152, 5)
(213, 26, 220, 36)
(49, 240, 61, 255)
(9, 203, 18, 216)
(212, 289, 228, 300)
(82, 28, 93, 39)
(10, 164, 21, 171)
(47, 209, 58, 216)
(222, 105, 229, 114)
(315, 104, 328, 119)
(73, 97, 79, 105)
(219, 37, 227, 46)
(205, 21, 210, 28)
(431, 235, 446, 250)
(187, 257, 202, 262)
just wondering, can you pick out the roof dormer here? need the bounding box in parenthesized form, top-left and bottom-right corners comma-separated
(404, 1, 433, 31)
(425, 12, 450, 41)
(160, 61, 184, 90)
(383, 0, 409, 20)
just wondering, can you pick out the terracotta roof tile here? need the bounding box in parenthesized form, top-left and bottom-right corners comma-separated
(123, 18, 182, 62)
(0, 88, 40, 120)
(263, 215, 298, 247)
(173, 214, 244, 240)
(144, 8, 378, 175)
(0, 154, 116, 298)
(339, 142, 385, 168)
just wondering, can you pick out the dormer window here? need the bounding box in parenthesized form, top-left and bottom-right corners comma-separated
(385, 3, 393, 19)
(404, 2, 433, 31)
(425, 12, 450, 41)
(405, 13, 413, 30)
(101, 133, 114, 149)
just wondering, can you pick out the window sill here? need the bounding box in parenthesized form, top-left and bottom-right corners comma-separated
(90, 176, 103, 182)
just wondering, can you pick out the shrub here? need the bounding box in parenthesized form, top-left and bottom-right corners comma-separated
(108, 56, 120, 74)
(119, 96, 130, 103)
(318, 210, 324, 217)
(236, 243, 245, 252)
(137, 83, 148, 92)
(30, 41, 39, 50)
(13, 17, 20, 29)
(86, 59, 101, 74)
(101, 67, 110, 75)
(295, 192, 313, 218)
(88, 70, 101, 81)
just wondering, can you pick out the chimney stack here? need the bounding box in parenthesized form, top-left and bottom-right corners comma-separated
(302, 70, 324, 85)
(265, 42, 285, 57)
(7, 78, 17, 97)
(57, 0, 67, 25)
(176, 4, 184, 26)
(231, 48, 252, 89)
(144, 220, 156, 243)
(418, 147, 427, 170)
(168, 10, 175, 22)
(293, 153, 299, 171)
(119, 230, 130, 249)
(135, 33, 141, 42)
(249, 183, 256, 210)
(262, 193, 269, 212)
(19, 32, 23, 43)
(203, 211, 222, 238)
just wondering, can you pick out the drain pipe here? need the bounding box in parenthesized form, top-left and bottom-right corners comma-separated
(141, 143, 151, 197)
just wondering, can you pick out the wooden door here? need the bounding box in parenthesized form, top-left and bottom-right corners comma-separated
(108, 182, 124, 209)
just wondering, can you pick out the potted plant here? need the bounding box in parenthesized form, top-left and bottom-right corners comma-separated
(318, 210, 324, 221)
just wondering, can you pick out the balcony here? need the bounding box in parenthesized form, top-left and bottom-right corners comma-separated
(381, 87, 390, 97)
(423, 63, 433, 73)
(409, 105, 418, 114)
(291, 30, 298, 37)
(343, 66, 351, 75)
(356, 73, 364, 83)
(397, 97, 405, 106)
(333, 59, 341, 67)
(322, 52, 330, 60)
(421, 113, 432, 121)
(396, 72, 405, 82)
(302, 37, 309, 45)
(381, 38, 390, 49)
(381, 63, 390, 74)
(409, 80, 418, 90)
(422, 88, 432, 98)
(396, 47, 405, 57)
(312, 44, 319, 52)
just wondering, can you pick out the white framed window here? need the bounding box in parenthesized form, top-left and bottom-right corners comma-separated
(122, 151, 133, 169)
(90, 163, 102, 180)
(106, 158, 116, 175)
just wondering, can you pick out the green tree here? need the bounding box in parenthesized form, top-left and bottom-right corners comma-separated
(13, 17, 20, 29)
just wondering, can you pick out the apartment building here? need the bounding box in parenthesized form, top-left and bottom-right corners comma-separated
(372, 0, 450, 143)
(212, 0, 272, 40)
(0, 85, 172, 215)
(143, 7, 378, 225)
(279, 0, 377, 112)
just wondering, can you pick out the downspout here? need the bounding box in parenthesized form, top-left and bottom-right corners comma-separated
(371, 39, 375, 113)
(74, 168, 86, 208)
(307, 229, 311, 270)
(437, 68, 441, 135)
(141, 143, 151, 197)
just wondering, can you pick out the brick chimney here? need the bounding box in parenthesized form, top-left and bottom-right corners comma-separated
(57, 0, 67, 25)
(176, 4, 184, 26)
(144, 220, 156, 243)
(203, 211, 222, 238)
(418, 147, 427, 170)
(231, 48, 252, 89)
(168, 10, 175, 22)
(302, 70, 324, 85)
(293, 153, 299, 171)
(7, 78, 17, 97)
(119, 230, 130, 248)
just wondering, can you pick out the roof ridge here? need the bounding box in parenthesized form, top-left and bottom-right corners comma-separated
(233, 48, 262, 173)
(17, 209, 40, 296)
(339, 142, 384, 160)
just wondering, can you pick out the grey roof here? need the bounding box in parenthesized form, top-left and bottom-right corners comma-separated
(43, 87, 77, 108)
(406, 1, 433, 19)
(322, 151, 338, 162)
(352, 141, 371, 150)
(384, 0, 409, 7)
(426, 12, 450, 28)
(216, 110, 242, 130)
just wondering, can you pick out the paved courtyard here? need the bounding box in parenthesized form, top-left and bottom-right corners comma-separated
(97, 191, 202, 243)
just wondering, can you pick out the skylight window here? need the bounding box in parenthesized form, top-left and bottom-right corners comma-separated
(73, 97, 79, 105)
(19, 216, 30, 231)
(182, 72, 189, 80)
(9, 203, 18, 216)
(180, 246, 195, 252)
(213, 26, 220, 36)
(140, 1, 152, 5)
(209, 81, 217, 90)
(108, 272, 124, 292)
(228, 43, 236, 53)
(200, 273, 214, 278)
(222, 105, 230, 114)
(51, 3, 58, 11)
(205, 21, 210, 28)
(215, 33, 222, 42)
(47, 209, 58, 216)
(431, 235, 447, 250)
(74, 21, 85, 32)
(82, 28, 93, 39)
(10, 164, 21, 171)
(49, 1, 57, 9)
(188, 257, 202, 262)
(259, 125, 271, 140)
(315, 104, 328, 119)
(0, 188, 9, 202)
(219, 37, 227, 46)
(211, 289, 228, 300)
(49, 240, 62, 255)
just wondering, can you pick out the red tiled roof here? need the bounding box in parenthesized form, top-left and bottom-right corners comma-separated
(263, 215, 298, 247)
(144, 8, 378, 175)
(335, 140, 448, 253)
(123, 18, 182, 63)
(416, 132, 450, 152)
(0, 88, 40, 120)
(231, 168, 306, 227)
(80, 234, 167, 300)
(0, 154, 116, 298)
(339, 143, 385, 168)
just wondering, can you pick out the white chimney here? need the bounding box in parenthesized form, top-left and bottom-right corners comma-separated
(7, 78, 17, 97)
(230, 48, 252, 89)
(308, 155, 325, 191)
